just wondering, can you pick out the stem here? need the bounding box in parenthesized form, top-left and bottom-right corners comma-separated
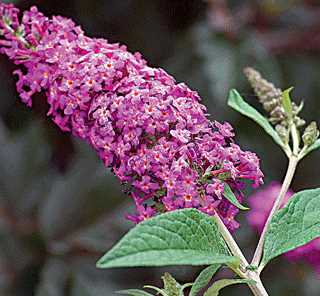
(2, 19, 30, 48)
(247, 272, 269, 296)
(291, 124, 300, 156)
(298, 145, 308, 161)
(212, 125, 301, 296)
(213, 213, 248, 267)
(251, 155, 299, 268)
(213, 214, 269, 296)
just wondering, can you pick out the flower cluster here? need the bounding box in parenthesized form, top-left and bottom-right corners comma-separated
(247, 182, 320, 274)
(0, 2, 263, 229)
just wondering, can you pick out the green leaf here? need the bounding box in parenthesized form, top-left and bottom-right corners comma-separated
(262, 188, 320, 266)
(204, 279, 254, 296)
(301, 139, 320, 159)
(190, 264, 221, 296)
(116, 289, 154, 296)
(97, 209, 238, 268)
(228, 89, 285, 150)
(281, 87, 294, 120)
(223, 183, 249, 210)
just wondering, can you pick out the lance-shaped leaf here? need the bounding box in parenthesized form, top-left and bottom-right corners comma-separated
(262, 188, 320, 266)
(281, 87, 293, 121)
(204, 279, 254, 296)
(97, 209, 238, 268)
(190, 264, 221, 296)
(228, 89, 286, 151)
(223, 183, 249, 210)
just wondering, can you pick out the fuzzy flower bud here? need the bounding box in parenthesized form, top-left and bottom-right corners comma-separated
(244, 67, 305, 128)
(162, 273, 180, 296)
(275, 124, 289, 144)
(244, 67, 284, 123)
(302, 121, 319, 146)
(0, 2, 263, 229)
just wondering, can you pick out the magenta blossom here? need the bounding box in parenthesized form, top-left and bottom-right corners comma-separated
(247, 182, 320, 275)
(0, 2, 263, 229)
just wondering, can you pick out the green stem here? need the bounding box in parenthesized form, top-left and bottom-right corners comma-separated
(251, 155, 299, 268)
(213, 214, 269, 296)
(247, 272, 269, 296)
(2, 18, 30, 48)
(213, 213, 248, 268)
(291, 124, 300, 156)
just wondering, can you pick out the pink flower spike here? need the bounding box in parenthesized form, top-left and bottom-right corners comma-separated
(0, 2, 264, 230)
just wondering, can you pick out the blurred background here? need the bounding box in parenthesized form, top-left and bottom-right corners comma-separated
(0, 0, 319, 295)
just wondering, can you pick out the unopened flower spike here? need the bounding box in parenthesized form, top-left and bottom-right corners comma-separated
(143, 273, 191, 296)
(275, 124, 289, 145)
(243, 67, 305, 128)
(0, 2, 263, 230)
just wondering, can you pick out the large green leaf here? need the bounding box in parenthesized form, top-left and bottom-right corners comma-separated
(190, 264, 221, 296)
(97, 209, 238, 268)
(262, 188, 320, 266)
(204, 279, 254, 296)
(223, 183, 249, 210)
(228, 89, 285, 150)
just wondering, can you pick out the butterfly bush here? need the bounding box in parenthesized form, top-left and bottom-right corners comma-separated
(247, 182, 320, 274)
(0, 2, 263, 229)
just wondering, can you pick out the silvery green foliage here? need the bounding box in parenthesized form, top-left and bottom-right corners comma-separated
(97, 209, 236, 269)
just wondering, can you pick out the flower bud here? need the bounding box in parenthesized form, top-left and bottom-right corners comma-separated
(275, 124, 289, 144)
(294, 117, 306, 128)
(244, 67, 308, 131)
(269, 106, 286, 124)
(263, 99, 279, 113)
(302, 121, 319, 146)
(244, 67, 285, 122)
(162, 273, 180, 296)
